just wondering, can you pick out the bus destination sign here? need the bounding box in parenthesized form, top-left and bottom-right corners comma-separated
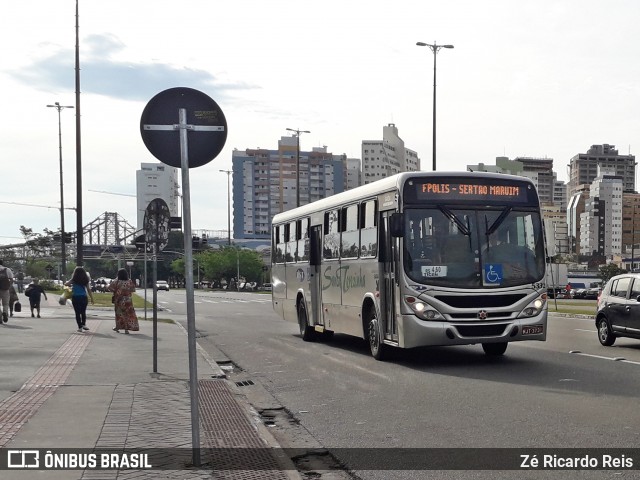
(415, 181, 530, 203)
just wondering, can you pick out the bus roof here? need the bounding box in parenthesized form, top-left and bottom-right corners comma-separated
(272, 171, 537, 225)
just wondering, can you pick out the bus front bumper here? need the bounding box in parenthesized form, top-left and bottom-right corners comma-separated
(399, 313, 547, 348)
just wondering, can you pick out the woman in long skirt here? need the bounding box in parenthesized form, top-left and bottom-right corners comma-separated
(108, 268, 139, 334)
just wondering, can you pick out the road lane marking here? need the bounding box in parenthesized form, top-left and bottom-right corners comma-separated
(570, 351, 640, 366)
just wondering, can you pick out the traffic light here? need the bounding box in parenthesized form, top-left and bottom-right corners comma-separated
(192, 236, 200, 249)
(64, 232, 72, 244)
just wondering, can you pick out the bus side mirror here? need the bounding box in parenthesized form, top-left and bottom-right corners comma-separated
(390, 213, 404, 238)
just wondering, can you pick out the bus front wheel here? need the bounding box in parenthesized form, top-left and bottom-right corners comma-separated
(298, 301, 316, 342)
(366, 309, 387, 360)
(482, 342, 508, 356)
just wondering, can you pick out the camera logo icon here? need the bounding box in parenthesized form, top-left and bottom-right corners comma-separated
(7, 450, 40, 468)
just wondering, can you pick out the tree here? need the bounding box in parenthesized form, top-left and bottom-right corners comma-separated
(599, 263, 626, 284)
(196, 247, 265, 289)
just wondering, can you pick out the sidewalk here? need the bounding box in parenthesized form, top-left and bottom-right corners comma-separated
(0, 295, 300, 479)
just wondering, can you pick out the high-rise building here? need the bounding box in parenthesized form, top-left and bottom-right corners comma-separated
(568, 144, 635, 197)
(232, 138, 345, 240)
(362, 124, 420, 183)
(579, 167, 623, 257)
(135, 163, 181, 231)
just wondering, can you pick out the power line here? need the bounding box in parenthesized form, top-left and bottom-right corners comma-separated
(0, 201, 76, 210)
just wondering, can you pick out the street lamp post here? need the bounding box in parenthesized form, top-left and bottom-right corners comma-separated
(47, 101, 74, 277)
(219, 169, 232, 245)
(416, 41, 454, 172)
(286, 127, 310, 207)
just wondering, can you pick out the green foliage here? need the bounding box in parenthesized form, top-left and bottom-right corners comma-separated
(599, 263, 627, 284)
(193, 247, 266, 287)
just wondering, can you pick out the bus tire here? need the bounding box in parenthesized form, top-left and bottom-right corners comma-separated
(298, 301, 315, 341)
(366, 308, 387, 360)
(482, 342, 508, 356)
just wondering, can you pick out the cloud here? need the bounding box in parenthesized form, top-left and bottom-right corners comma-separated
(10, 33, 259, 102)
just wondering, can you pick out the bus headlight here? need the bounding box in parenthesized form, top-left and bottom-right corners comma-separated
(404, 296, 443, 321)
(518, 296, 546, 318)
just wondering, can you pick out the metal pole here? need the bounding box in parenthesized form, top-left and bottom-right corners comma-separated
(236, 248, 240, 291)
(47, 102, 73, 276)
(286, 128, 310, 208)
(432, 44, 437, 172)
(75, 0, 83, 265)
(179, 108, 201, 467)
(296, 134, 300, 207)
(417, 41, 453, 172)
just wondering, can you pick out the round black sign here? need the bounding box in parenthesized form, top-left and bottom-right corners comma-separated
(140, 87, 228, 168)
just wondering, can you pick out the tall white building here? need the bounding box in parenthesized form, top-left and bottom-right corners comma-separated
(579, 167, 623, 257)
(135, 163, 181, 231)
(361, 124, 420, 184)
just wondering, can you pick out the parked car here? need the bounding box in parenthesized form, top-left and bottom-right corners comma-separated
(156, 280, 169, 291)
(595, 273, 640, 346)
(261, 283, 272, 292)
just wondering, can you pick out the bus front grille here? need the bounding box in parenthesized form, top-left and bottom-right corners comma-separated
(435, 294, 526, 309)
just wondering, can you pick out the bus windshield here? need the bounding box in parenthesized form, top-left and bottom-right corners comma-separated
(403, 206, 546, 289)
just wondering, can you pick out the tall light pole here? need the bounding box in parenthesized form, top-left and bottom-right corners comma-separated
(416, 41, 454, 171)
(219, 169, 232, 245)
(47, 102, 74, 277)
(286, 127, 310, 207)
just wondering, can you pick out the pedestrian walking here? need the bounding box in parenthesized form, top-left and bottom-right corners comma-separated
(108, 268, 139, 334)
(0, 259, 15, 324)
(65, 266, 94, 332)
(9, 285, 19, 317)
(24, 278, 48, 318)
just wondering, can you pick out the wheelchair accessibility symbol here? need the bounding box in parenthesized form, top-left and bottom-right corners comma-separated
(484, 264, 502, 285)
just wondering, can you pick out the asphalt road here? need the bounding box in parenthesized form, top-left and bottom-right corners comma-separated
(158, 289, 640, 480)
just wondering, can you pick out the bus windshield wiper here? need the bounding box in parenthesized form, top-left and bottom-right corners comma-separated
(437, 205, 470, 236)
(486, 206, 512, 236)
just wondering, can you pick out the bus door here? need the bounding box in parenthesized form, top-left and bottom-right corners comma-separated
(309, 225, 324, 327)
(380, 211, 398, 342)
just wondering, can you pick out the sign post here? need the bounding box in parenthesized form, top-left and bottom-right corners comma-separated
(144, 198, 170, 374)
(140, 87, 227, 467)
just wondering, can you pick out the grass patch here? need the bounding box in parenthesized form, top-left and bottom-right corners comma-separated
(547, 299, 597, 316)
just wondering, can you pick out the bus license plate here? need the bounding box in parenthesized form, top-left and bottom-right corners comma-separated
(522, 325, 543, 335)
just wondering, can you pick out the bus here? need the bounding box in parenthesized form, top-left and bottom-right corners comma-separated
(271, 171, 548, 360)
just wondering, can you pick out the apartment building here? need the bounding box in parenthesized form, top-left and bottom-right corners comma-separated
(568, 144, 635, 197)
(362, 124, 420, 183)
(231, 138, 345, 240)
(579, 168, 623, 257)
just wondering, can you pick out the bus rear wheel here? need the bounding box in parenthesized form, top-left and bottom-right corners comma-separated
(482, 342, 508, 356)
(366, 308, 387, 360)
(298, 301, 316, 341)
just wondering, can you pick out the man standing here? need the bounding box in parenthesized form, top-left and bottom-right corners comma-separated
(0, 259, 15, 323)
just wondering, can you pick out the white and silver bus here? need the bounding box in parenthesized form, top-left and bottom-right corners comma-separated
(271, 172, 547, 360)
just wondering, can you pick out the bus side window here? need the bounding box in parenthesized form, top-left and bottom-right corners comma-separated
(299, 218, 310, 262)
(286, 221, 297, 263)
(341, 204, 359, 259)
(274, 226, 285, 264)
(323, 210, 340, 260)
(360, 200, 377, 258)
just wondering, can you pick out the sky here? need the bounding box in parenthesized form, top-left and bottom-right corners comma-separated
(2, 0, 639, 244)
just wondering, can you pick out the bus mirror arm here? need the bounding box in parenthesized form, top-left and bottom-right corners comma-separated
(390, 213, 404, 238)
